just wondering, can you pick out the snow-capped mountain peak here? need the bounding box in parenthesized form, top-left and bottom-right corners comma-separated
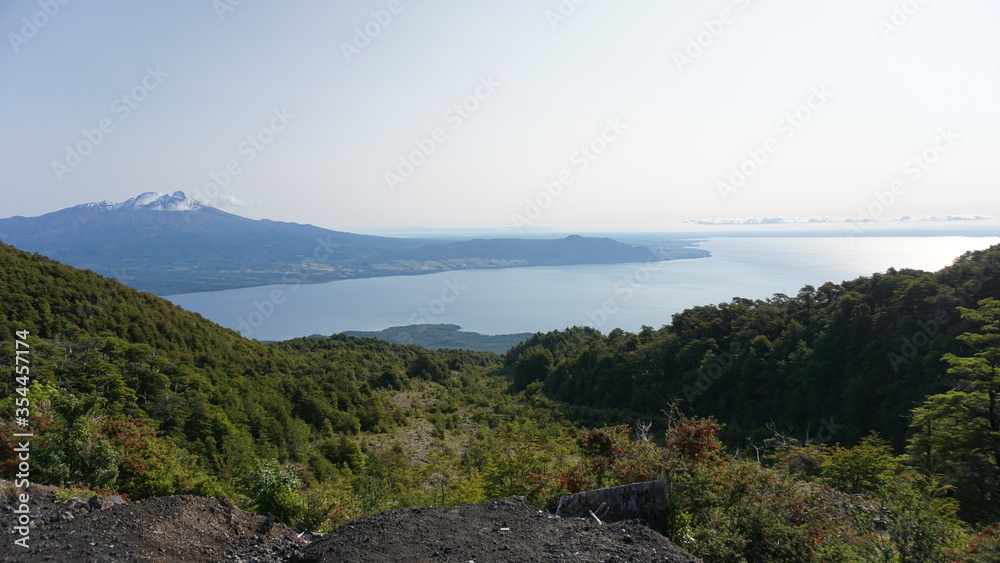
(113, 191, 202, 212)
(82, 200, 115, 211)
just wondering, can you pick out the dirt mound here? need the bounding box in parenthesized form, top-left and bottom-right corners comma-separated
(295, 496, 700, 563)
(0, 482, 307, 562)
(1, 482, 698, 562)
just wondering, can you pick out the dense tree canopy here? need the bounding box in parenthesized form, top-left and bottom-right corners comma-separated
(505, 246, 1000, 449)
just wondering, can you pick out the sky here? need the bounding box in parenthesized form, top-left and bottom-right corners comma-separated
(2, 0, 999, 234)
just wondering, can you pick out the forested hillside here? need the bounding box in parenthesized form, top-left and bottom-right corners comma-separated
(5, 241, 1000, 561)
(0, 243, 402, 469)
(0, 241, 558, 511)
(506, 245, 1000, 522)
(509, 246, 999, 442)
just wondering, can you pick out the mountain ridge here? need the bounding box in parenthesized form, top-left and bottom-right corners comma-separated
(0, 192, 708, 295)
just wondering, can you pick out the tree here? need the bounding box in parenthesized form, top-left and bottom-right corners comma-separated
(512, 346, 553, 391)
(318, 435, 366, 472)
(407, 350, 448, 383)
(906, 298, 1000, 522)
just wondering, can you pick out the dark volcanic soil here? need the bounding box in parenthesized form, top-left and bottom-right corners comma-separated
(1, 481, 699, 562)
(0, 482, 307, 562)
(296, 496, 701, 563)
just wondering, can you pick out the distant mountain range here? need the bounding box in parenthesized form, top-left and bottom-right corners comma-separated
(0, 191, 708, 295)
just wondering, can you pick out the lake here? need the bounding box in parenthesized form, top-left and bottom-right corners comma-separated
(167, 236, 1000, 341)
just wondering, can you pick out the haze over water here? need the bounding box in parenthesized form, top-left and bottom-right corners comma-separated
(168, 236, 1000, 342)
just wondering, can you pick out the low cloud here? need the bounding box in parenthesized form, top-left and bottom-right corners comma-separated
(686, 215, 993, 225)
(209, 195, 256, 208)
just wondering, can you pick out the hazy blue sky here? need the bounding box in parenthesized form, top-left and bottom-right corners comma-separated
(2, 0, 998, 233)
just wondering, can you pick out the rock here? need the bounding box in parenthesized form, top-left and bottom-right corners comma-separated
(64, 496, 88, 510)
(87, 495, 125, 511)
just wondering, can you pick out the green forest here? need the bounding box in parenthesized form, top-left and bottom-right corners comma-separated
(3, 240, 1000, 562)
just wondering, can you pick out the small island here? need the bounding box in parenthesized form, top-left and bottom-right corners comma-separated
(342, 324, 534, 354)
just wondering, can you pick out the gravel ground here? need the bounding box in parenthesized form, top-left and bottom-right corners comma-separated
(296, 496, 701, 563)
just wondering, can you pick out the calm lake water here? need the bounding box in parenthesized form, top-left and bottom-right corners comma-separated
(167, 236, 1000, 341)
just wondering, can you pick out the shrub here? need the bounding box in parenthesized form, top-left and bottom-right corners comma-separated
(235, 459, 305, 524)
(666, 413, 723, 466)
(821, 433, 899, 496)
(33, 393, 120, 488)
(966, 522, 1000, 562)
